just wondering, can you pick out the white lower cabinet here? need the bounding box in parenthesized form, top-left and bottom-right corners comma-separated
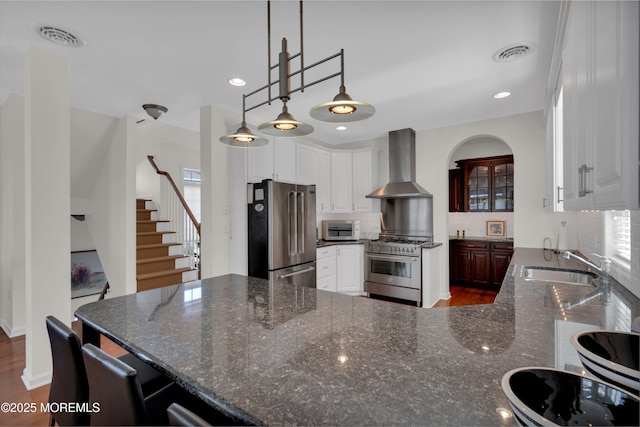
(316, 244, 364, 295)
(316, 245, 337, 292)
(336, 244, 364, 295)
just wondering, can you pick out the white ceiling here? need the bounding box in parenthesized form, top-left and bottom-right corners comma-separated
(0, 1, 560, 146)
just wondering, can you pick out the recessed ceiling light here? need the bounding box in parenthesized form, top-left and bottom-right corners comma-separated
(35, 24, 86, 47)
(228, 78, 246, 87)
(493, 91, 511, 99)
(336, 126, 347, 131)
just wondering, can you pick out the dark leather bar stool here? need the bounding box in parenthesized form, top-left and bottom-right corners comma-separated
(45, 316, 172, 425)
(82, 343, 175, 426)
(46, 316, 90, 426)
(167, 403, 212, 426)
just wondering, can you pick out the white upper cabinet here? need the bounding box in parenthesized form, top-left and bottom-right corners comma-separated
(247, 139, 297, 183)
(296, 143, 331, 212)
(331, 151, 353, 212)
(561, 0, 639, 210)
(249, 140, 379, 213)
(352, 148, 380, 212)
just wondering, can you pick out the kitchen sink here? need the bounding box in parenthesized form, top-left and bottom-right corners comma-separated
(523, 266, 597, 286)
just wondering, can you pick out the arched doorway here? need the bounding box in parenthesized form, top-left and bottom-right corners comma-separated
(445, 135, 515, 300)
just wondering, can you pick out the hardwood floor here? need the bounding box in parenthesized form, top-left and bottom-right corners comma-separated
(0, 323, 125, 427)
(433, 285, 498, 307)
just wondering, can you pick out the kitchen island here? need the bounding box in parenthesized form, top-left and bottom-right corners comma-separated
(75, 248, 639, 426)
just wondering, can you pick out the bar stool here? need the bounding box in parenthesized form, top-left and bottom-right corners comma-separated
(45, 316, 172, 425)
(82, 343, 175, 426)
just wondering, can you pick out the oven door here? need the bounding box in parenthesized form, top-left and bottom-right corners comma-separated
(364, 253, 421, 290)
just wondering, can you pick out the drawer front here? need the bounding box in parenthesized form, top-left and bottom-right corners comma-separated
(317, 275, 337, 292)
(491, 242, 514, 252)
(317, 256, 336, 278)
(317, 245, 337, 259)
(452, 240, 489, 250)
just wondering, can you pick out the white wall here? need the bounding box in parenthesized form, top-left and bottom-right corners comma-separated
(0, 94, 26, 337)
(135, 120, 200, 205)
(22, 47, 72, 389)
(87, 116, 136, 297)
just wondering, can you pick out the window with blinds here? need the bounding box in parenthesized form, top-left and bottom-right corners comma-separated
(607, 210, 631, 267)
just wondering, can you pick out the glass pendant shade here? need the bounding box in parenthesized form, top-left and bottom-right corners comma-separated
(310, 87, 375, 123)
(219, 122, 268, 147)
(258, 106, 313, 137)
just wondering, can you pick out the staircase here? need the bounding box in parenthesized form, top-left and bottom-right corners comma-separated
(136, 199, 199, 292)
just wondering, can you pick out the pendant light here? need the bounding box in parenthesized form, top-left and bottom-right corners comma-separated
(258, 102, 313, 137)
(219, 1, 374, 146)
(310, 50, 375, 123)
(219, 96, 268, 147)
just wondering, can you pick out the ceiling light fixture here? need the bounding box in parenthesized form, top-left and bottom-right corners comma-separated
(493, 91, 511, 99)
(220, 1, 374, 146)
(220, 95, 268, 147)
(142, 104, 168, 120)
(228, 77, 246, 87)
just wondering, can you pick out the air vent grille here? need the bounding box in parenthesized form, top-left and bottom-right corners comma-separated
(37, 25, 86, 47)
(493, 42, 535, 63)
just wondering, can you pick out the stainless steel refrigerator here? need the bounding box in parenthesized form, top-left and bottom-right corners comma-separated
(248, 180, 317, 288)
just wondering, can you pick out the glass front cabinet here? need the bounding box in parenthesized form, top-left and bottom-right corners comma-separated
(450, 155, 514, 213)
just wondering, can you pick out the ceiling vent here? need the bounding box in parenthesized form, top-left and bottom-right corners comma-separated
(492, 42, 535, 63)
(36, 25, 86, 47)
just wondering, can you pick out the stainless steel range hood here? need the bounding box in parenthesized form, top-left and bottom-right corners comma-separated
(367, 128, 433, 199)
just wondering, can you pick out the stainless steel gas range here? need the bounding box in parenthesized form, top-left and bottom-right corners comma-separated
(364, 128, 436, 307)
(364, 235, 436, 306)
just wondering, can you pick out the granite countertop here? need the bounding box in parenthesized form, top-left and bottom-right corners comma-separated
(316, 239, 369, 247)
(75, 248, 639, 426)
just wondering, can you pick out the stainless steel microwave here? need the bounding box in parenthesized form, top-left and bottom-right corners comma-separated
(323, 220, 360, 241)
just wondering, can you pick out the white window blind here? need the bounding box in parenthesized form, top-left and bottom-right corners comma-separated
(610, 210, 631, 263)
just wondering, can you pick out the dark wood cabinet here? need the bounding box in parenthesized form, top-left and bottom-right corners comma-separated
(449, 169, 462, 212)
(449, 155, 514, 213)
(490, 242, 513, 287)
(450, 240, 513, 289)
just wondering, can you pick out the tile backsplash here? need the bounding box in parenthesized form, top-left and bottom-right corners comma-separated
(448, 212, 514, 238)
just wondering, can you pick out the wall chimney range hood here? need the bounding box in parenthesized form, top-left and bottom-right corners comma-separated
(367, 128, 433, 199)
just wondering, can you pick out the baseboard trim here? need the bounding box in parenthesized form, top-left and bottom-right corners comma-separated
(0, 319, 26, 338)
(21, 368, 52, 390)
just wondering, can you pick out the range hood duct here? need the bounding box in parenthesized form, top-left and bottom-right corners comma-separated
(367, 128, 433, 199)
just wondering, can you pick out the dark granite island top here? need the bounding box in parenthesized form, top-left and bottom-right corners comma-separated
(75, 248, 639, 426)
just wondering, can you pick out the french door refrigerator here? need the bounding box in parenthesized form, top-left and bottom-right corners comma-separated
(248, 179, 317, 288)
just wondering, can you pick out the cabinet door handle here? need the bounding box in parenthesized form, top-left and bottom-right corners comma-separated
(557, 186, 564, 203)
(578, 164, 593, 197)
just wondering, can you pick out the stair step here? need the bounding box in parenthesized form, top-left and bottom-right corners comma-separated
(137, 231, 177, 245)
(136, 268, 198, 292)
(137, 219, 171, 233)
(136, 255, 190, 275)
(136, 209, 158, 221)
(136, 199, 154, 210)
(137, 243, 183, 259)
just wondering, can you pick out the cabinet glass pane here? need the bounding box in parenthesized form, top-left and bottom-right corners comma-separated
(492, 161, 514, 211)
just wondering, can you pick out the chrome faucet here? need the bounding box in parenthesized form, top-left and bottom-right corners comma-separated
(560, 251, 610, 275)
(560, 251, 612, 308)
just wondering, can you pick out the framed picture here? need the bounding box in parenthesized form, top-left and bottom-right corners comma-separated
(71, 250, 107, 299)
(486, 220, 506, 237)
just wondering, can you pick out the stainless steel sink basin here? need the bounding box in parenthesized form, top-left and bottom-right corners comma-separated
(523, 266, 597, 286)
